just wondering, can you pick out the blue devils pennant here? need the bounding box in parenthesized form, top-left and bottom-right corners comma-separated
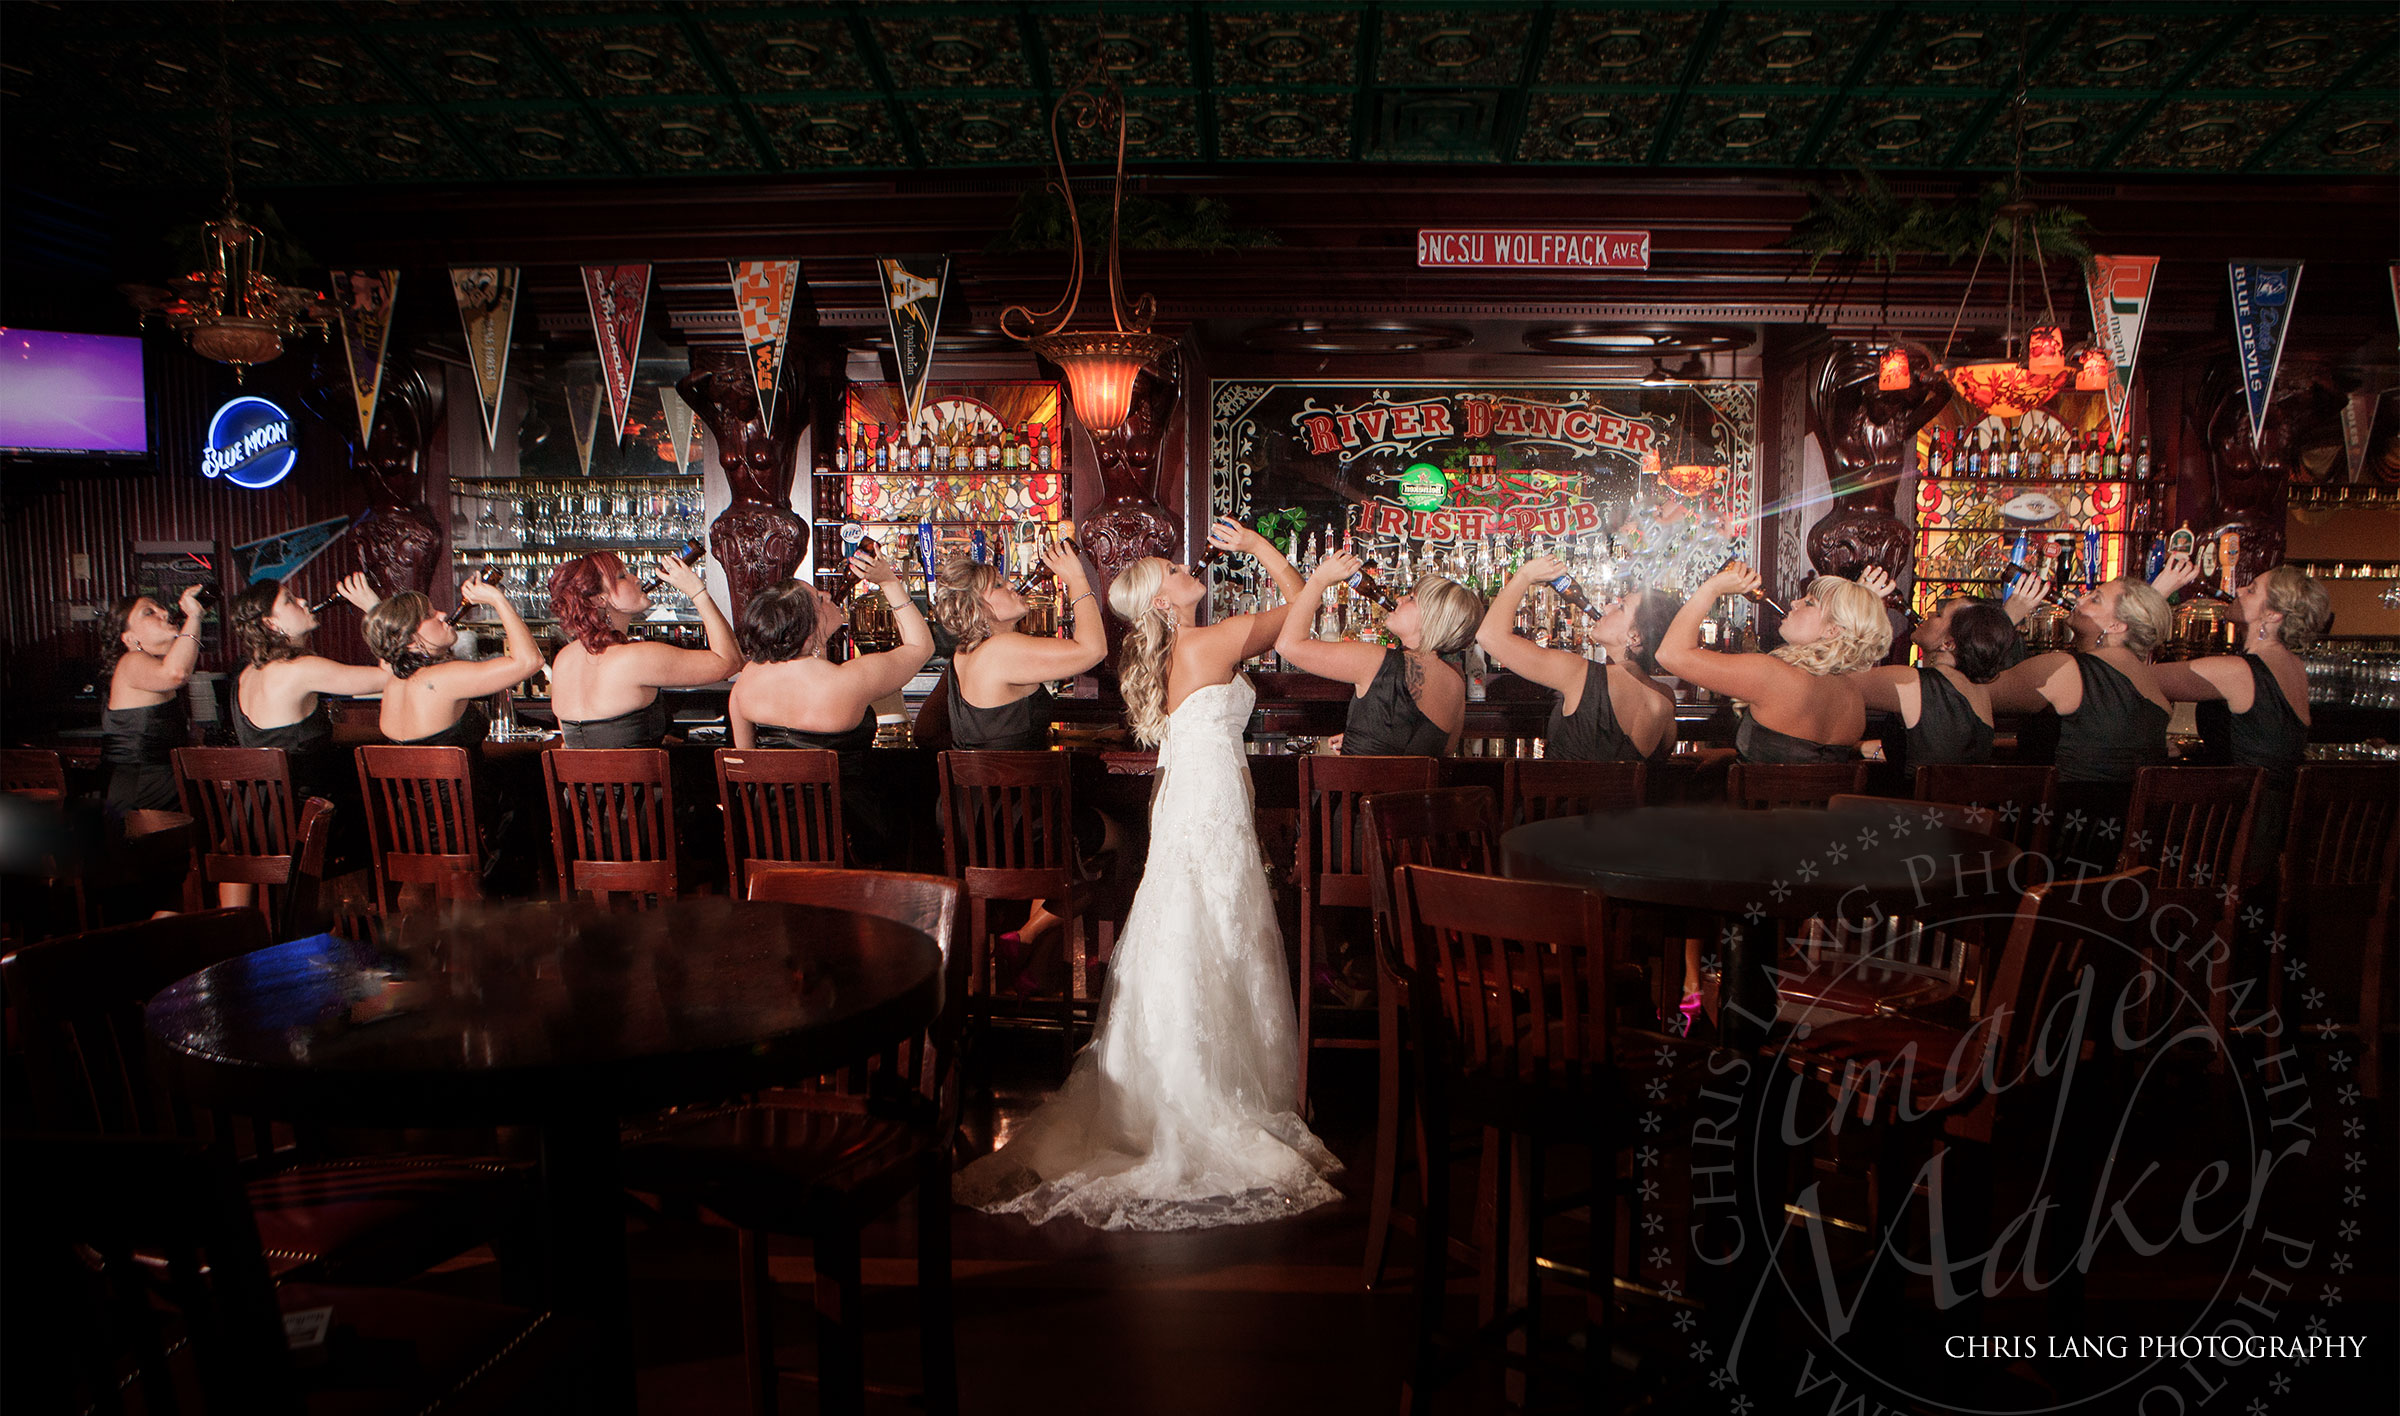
(2227, 261, 2303, 446)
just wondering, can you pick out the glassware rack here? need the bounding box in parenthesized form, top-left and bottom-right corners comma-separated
(448, 473, 709, 636)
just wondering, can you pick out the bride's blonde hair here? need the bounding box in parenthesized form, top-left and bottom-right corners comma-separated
(1770, 576, 1892, 677)
(1109, 557, 1176, 746)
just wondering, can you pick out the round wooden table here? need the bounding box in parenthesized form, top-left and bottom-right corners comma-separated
(145, 896, 944, 1414)
(1502, 804, 2022, 1047)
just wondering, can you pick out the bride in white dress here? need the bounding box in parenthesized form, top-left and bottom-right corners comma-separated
(956, 518, 1343, 1230)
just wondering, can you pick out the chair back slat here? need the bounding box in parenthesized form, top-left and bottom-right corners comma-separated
(173, 747, 302, 907)
(1726, 761, 1871, 810)
(1, 908, 272, 1137)
(1500, 757, 1645, 827)
(716, 748, 846, 897)
(745, 868, 965, 1102)
(543, 748, 676, 908)
(2, 746, 68, 797)
(1299, 755, 1441, 890)
(355, 745, 483, 915)
(1394, 864, 1611, 1085)
(2281, 765, 2400, 892)
(1915, 764, 2059, 853)
(2115, 767, 2260, 891)
(1360, 788, 1499, 981)
(1979, 869, 2153, 1081)
(938, 751, 1075, 896)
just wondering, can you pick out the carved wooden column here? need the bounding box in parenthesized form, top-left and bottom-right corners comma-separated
(351, 365, 444, 597)
(1804, 342, 1948, 582)
(681, 348, 805, 621)
(1077, 361, 1182, 673)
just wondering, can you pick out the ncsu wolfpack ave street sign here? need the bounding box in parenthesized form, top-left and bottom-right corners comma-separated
(1416, 229, 1651, 270)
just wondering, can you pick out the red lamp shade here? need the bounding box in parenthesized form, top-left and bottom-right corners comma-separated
(1945, 362, 2073, 419)
(2074, 346, 2114, 391)
(1877, 345, 1913, 391)
(2027, 326, 2066, 375)
(1660, 463, 1726, 498)
(1030, 330, 1177, 434)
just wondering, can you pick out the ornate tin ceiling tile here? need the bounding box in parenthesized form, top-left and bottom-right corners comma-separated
(1515, 90, 1674, 162)
(251, 34, 413, 106)
(1696, 8, 1881, 86)
(2114, 98, 2306, 170)
(2190, 9, 2398, 90)
(303, 111, 482, 180)
(1061, 91, 1204, 161)
(872, 12, 1034, 90)
(1039, 10, 1194, 88)
(1865, 12, 2015, 88)
(161, 111, 352, 185)
(1964, 98, 2144, 169)
(2029, 10, 2236, 90)
(1216, 91, 1354, 158)
(384, 30, 568, 103)
(702, 18, 878, 95)
(446, 107, 624, 178)
(531, 22, 714, 98)
(600, 101, 762, 173)
(1368, 90, 1504, 161)
(1209, 9, 1362, 88)
(751, 100, 909, 169)
(1377, 8, 1532, 86)
(1536, 7, 1708, 87)
(1666, 93, 1828, 165)
(910, 96, 1053, 165)
(2262, 96, 2398, 173)
(1821, 95, 1988, 165)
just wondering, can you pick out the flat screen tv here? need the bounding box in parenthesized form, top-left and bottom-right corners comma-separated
(0, 328, 151, 458)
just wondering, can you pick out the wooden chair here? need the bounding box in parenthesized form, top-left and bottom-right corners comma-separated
(542, 747, 677, 907)
(1296, 754, 1441, 1104)
(717, 746, 846, 898)
(1, 908, 526, 1287)
(2270, 764, 2399, 1098)
(1394, 865, 1616, 1408)
(171, 746, 336, 936)
(1915, 763, 2058, 855)
(1726, 760, 1871, 810)
(938, 750, 1091, 1054)
(355, 744, 483, 915)
(2115, 766, 2262, 1056)
(1642, 747, 1731, 804)
(622, 868, 966, 1416)
(1, 747, 66, 800)
(1500, 757, 1646, 827)
(1358, 788, 1499, 1290)
(4, 1132, 581, 1416)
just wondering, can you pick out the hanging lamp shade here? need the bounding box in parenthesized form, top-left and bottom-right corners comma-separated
(1660, 463, 1727, 498)
(1877, 345, 1913, 391)
(1946, 362, 2073, 419)
(1033, 329, 1177, 433)
(2026, 325, 2067, 375)
(2074, 345, 2114, 391)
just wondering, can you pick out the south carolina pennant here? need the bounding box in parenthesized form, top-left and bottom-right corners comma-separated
(581, 265, 651, 442)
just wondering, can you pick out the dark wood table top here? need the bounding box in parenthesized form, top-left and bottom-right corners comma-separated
(143, 898, 943, 1125)
(1502, 804, 2023, 920)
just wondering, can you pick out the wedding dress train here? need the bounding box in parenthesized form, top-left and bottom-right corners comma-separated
(955, 677, 1342, 1230)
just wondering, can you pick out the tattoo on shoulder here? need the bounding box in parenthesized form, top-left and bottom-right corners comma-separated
(1403, 653, 1425, 696)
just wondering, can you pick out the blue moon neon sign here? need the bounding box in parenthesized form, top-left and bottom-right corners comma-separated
(201, 396, 298, 489)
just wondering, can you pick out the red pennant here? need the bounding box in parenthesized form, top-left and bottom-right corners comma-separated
(581, 265, 651, 441)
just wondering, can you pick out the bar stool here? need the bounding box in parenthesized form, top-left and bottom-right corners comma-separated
(2115, 765, 2262, 1056)
(1914, 763, 2059, 855)
(355, 745, 483, 915)
(2269, 764, 2399, 1098)
(1295, 754, 1439, 1105)
(171, 746, 335, 935)
(1499, 757, 1646, 827)
(716, 746, 845, 898)
(1726, 761, 1871, 810)
(938, 750, 1091, 1059)
(542, 747, 677, 907)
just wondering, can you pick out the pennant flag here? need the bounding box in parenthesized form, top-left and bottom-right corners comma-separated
(2083, 255, 2157, 439)
(565, 381, 603, 476)
(877, 254, 950, 431)
(579, 264, 651, 442)
(2228, 262, 2303, 446)
(449, 267, 520, 448)
(234, 515, 353, 586)
(2342, 376, 2393, 481)
(728, 259, 802, 435)
(659, 384, 698, 470)
(331, 270, 400, 445)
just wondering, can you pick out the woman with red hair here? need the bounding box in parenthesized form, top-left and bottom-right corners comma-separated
(547, 551, 742, 747)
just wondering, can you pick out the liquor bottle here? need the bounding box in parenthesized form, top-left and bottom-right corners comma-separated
(2005, 427, 2022, 478)
(915, 436, 931, 475)
(2084, 524, 2104, 587)
(2145, 535, 2168, 582)
(1016, 422, 1033, 471)
(834, 421, 850, 474)
(2101, 432, 2120, 479)
(1035, 423, 1053, 472)
(2135, 436, 2152, 480)
(2065, 433, 2082, 479)
(1543, 570, 1605, 621)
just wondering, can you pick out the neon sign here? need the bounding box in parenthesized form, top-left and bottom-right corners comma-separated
(202, 396, 297, 489)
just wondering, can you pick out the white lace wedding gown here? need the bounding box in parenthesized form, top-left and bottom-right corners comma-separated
(955, 676, 1343, 1230)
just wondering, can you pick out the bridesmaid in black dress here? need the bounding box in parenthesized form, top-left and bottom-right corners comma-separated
(98, 584, 206, 812)
(1478, 554, 1680, 762)
(2153, 564, 2324, 870)
(1847, 567, 2037, 778)
(728, 552, 931, 866)
(227, 573, 388, 888)
(1657, 561, 1891, 765)
(1275, 546, 1483, 758)
(359, 580, 545, 752)
(545, 549, 741, 748)
(1989, 577, 2173, 874)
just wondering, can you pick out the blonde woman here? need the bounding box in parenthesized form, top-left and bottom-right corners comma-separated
(1990, 576, 2172, 872)
(935, 540, 1109, 973)
(2153, 565, 2323, 863)
(957, 518, 1344, 1230)
(1657, 562, 1891, 763)
(1479, 556, 1680, 761)
(1275, 547, 1483, 757)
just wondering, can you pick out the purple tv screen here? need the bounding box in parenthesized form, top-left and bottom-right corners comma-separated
(0, 328, 150, 456)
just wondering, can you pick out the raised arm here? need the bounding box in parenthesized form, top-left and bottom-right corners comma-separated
(1273, 546, 1387, 690)
(2151, 551, 2199, 601)
(1477, 555, 1594, 697)
(624, 554, 743, 687)
(999, 539, 1109, 686)
(294, 656, 392, 698)
(2152, 654, 2244, 704)
(117, 586, 207, 694)
(1847, 663, 1915, 714)
(836, 552, 936, 700)
(1213, 517, 1307, 660)
(336, 571, 380, 613)
(426, 577, 546, 699)
(1986, 649, 2078, 714)
(1653, 562, 1797, 703)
